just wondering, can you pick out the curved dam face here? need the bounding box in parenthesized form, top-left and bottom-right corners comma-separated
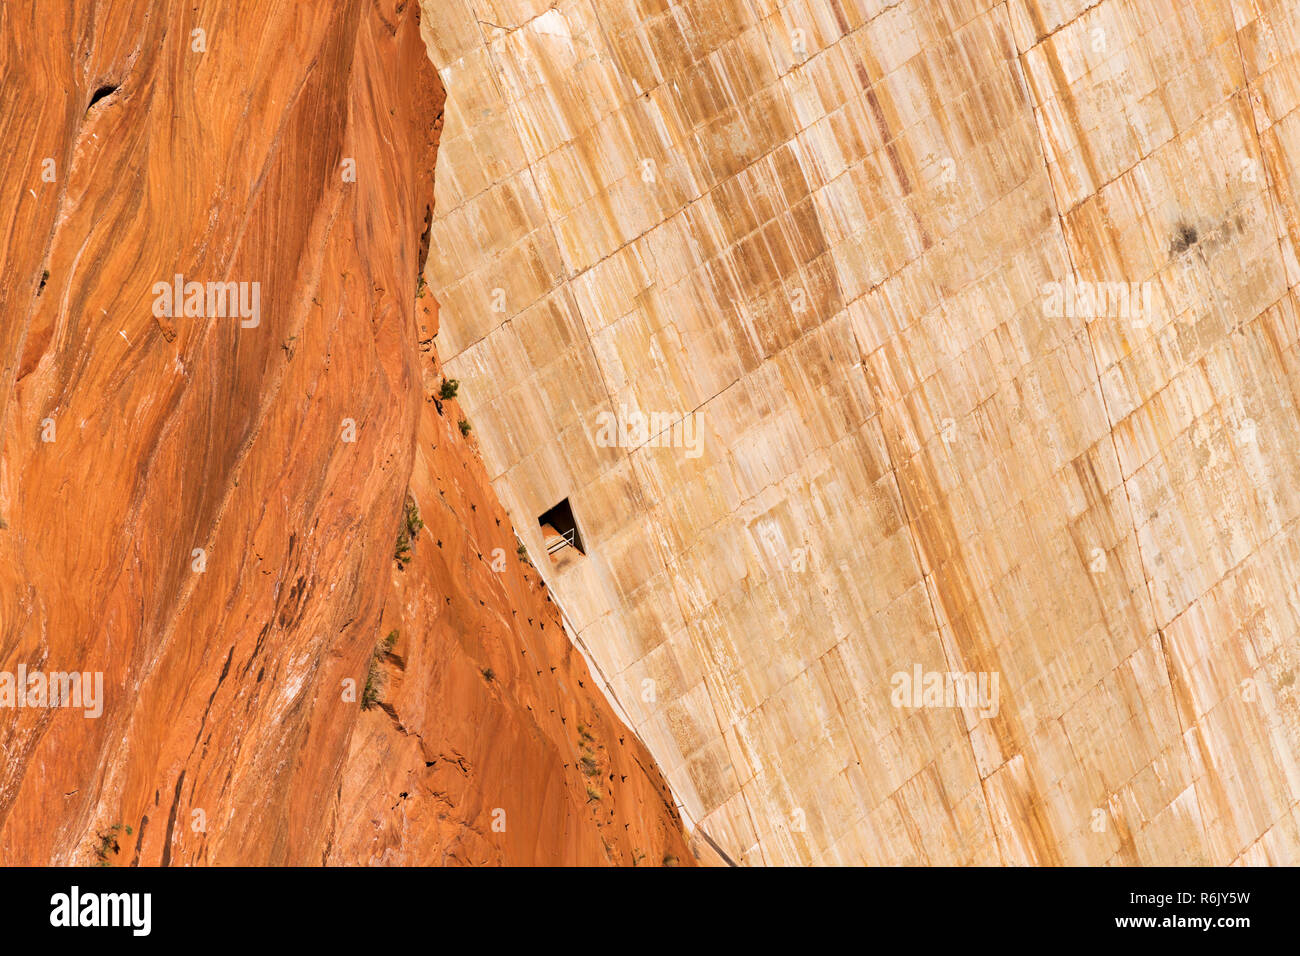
(420, 0, 1300, 865)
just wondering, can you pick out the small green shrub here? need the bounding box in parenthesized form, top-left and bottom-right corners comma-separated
(395, 497, 424, 568)
(362, 652, 383, 710)
(93, 823, 133, 866)
(404, 498, 423, 536)
(362, 629, 400, 710)
(439, 378, 459, 400)
(458, 419, 472, 436)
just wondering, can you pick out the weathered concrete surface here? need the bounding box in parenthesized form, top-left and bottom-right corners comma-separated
(423, 0, 1300, 864)
(0, 0, 693, 866)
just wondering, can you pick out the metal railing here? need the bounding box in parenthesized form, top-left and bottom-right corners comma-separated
(545, 528, 576, 554)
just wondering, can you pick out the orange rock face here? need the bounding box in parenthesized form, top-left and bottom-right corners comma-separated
(0, 0, 692, 866)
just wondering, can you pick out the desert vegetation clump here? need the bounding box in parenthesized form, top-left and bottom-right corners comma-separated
(93, 823, 133, 866)
(362, 631, 398, 710)
(394, 496, 424, 568)
(362, 655, 382, 709)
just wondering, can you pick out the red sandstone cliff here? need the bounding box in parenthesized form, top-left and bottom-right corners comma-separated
(0, 0, 692, 866)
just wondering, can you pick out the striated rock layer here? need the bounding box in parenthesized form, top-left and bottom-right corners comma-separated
(0, 0, 692, 866)
(422, 0, 1300, 864)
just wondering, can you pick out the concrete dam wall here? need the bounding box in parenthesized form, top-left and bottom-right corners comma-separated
(420, 0, 1300, 864)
